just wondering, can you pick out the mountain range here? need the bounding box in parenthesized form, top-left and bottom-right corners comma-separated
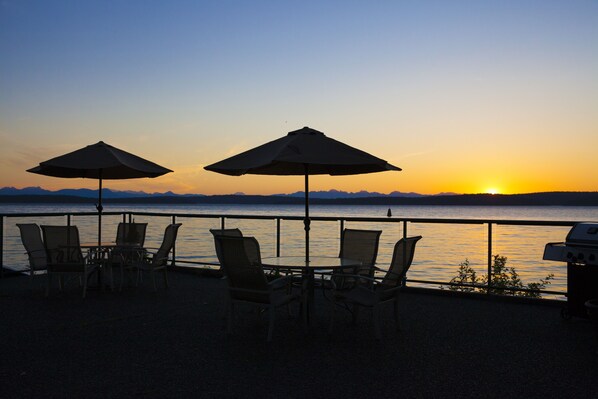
(1, 186, 598, 206)
(0, 186, 453, 199)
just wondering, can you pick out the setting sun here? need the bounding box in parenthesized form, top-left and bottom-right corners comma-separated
(486, 188, 500, 195)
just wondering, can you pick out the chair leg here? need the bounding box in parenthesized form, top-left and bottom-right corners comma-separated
(267, 306, 275, 342)
(352, 304, 361, 325)
(151, 269, 157, 291)
(227, 301, 234, 334)
(46, 274, 51, 297)
(393, 299, 401, 331)
(328, 297, 336, 336)
(373, 304, 381, 340)
(82, 272, 88, 299)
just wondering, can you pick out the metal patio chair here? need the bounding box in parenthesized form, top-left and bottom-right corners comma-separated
(40, 225, 98, 298)
(321, 228, 383, 292)
(125, 223, 182, 291)
(112, 222, 148, 289)
(215, 235, 305, 342)
(329, 236, 422, 339)
(16, 223, 47, 287)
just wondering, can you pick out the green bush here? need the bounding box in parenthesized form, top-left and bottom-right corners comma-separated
(443, 254, 554, 298)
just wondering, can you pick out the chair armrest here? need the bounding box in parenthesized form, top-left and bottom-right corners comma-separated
(268, 275, 292, 290)
(329, 274, 378, 290)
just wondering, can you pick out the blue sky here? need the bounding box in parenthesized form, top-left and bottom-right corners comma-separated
(1, 0, 597, 195)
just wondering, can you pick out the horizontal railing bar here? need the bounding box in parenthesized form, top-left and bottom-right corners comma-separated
(0, 211, 582, 227)
(407, 279, 566, 296)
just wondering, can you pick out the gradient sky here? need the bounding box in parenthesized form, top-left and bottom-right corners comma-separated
(1, 0, 597, 195)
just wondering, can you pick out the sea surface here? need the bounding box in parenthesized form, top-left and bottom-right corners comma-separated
(3, 203, 598, 297)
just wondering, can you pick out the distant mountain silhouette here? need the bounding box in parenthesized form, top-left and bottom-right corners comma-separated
(1, 187, 597, 206)
(0, 187, 449, 199)
(274, 189, 450, 199)
(0, 186, 205, 199)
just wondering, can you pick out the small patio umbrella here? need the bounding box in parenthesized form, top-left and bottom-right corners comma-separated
(204, 126, 401, 262)
(27, 141, 173, 246)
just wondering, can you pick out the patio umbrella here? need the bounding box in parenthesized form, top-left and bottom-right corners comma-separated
(27, 141, 173, 246)
(204, 126, 401, 262)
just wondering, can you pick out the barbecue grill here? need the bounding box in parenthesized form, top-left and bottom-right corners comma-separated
(543, 223, 598, 319)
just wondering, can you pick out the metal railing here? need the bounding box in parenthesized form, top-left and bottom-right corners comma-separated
(0, 210, 577, 298)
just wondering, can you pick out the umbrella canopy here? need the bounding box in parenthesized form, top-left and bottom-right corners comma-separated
(205, 126, 401, 262)
(28, 141, 173, 245)
(27, 141, 172, 180)
(205, 126, 400, 176)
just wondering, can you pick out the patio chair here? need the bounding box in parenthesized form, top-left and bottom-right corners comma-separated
(215, 236, 305, 342)
(209, 228, 244, 273)
(115, 222, 148, 247)
(328, 235, 422, 339)
(40, 225, 98, 298)
(16, 223, 47, 286)
(125, 223, 182, 291)
(112, 222, 148, 288)
(322, 228, 383, 291)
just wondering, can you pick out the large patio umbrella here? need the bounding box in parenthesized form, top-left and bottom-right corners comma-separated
(204, 126, 401, 262)
(27, 141, 173, 246)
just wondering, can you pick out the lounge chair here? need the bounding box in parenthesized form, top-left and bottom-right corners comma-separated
(40, 225, 98, 298)
(125, 223, 182, 291)
(215, 236, 305, 342)
(16, 223, 47, 287)
(329, 236, 422, 339)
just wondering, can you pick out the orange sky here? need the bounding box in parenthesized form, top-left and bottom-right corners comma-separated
(1, 2, 597, 196)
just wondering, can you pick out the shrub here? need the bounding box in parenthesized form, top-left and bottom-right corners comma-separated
(443, 254, 554, 298)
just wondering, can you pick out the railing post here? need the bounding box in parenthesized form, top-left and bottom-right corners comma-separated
(171, 215, 177, 266)
(402, 220, 408, 287)
(0, 215, 4, 278)
(220, 217, 225, 230)
(487, 222, 493, 294)
(276, 218, 281, 257)
(339, 219, 345, 252)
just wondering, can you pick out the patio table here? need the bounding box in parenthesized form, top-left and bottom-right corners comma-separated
(261, 256, 362, 324)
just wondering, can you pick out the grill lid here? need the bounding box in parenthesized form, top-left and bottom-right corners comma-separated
(566, 223, 598, 246)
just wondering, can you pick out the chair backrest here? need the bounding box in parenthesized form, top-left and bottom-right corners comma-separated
(209, 228, 243, 266)
(153, 223, 182, 266)
(339, 228, 382, 274)
(17, 223, 47, 271)
(40, 225, 84, 264)
(381, 236, 422, 289)
(216, 236, 270, 303)
(116, 222, 148, 247)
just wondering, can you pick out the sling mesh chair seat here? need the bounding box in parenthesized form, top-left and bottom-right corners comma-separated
(329, 236, 422, 339)
(111, 222, 148, 289)
(41, 225, 99, 298)
(124, 223, 182, 291)
(17, 223, 48, 289)
(215, 236, 306, 342)
(321, 228, 383, 292)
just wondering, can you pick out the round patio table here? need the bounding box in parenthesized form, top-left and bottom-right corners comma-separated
(261, 256, 362, 324)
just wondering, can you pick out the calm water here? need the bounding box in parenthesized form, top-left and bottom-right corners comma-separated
(3, 203, 598, 296)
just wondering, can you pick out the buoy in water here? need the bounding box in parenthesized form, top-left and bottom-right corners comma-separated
(387, 208, 392, 217)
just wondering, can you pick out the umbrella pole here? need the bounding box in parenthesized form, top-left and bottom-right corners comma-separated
(97, 171, 103, 248)
(304, 165, 310, 264)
